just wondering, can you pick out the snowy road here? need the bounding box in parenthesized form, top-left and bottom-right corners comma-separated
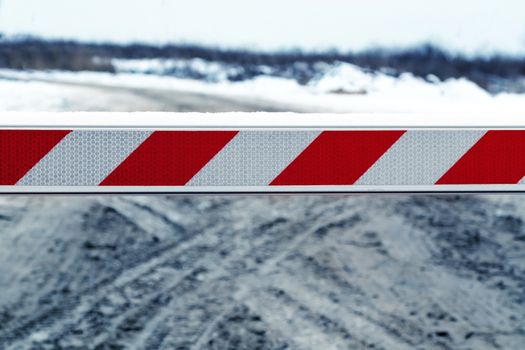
(1, 195, 524, 349)
(0, 79, 524, 349)
(0, 74, 311, 112)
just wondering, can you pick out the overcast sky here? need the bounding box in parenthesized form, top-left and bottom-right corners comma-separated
(1, 0, 525, 55)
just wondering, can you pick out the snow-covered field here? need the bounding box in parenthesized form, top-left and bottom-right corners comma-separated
(2, 62, 525, 113)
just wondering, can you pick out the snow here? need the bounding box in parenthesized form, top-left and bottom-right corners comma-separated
(1, 194, 524, 349)
(0, 64, 524, 113)
(111, 58, 244, 82)
(0, 78, 90, 111)
(29, 331, 49, 342)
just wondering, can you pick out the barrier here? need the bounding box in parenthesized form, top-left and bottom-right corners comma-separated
(1, 112, 525, 193)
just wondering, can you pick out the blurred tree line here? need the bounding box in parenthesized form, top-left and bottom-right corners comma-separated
(0, 37, 524, 92)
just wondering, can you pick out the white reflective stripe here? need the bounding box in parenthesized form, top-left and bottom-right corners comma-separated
(17, 130, 152, 186)
(355, 130, 486, 185)
(519, 177, 525, 184)
(188, 130, 321, 186)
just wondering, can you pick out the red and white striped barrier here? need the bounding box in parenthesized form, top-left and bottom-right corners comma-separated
(1, 113, 525, 193)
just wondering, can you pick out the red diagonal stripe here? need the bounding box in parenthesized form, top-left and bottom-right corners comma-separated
(437, 130, 525, 184)
(0, 130, 70, 185)
(270, 130, 405, 185)
(100, 131, 237, 186)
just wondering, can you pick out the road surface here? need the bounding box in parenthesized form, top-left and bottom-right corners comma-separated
(0, 79, 524, 349)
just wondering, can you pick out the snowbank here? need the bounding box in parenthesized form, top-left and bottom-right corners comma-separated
(1, 63, 524, 113)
